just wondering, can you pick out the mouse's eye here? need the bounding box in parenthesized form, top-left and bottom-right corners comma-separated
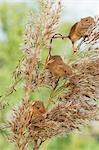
(64, 70, 67, 73)
(86, 19, 88, 21)
(36, 106, 40, 109)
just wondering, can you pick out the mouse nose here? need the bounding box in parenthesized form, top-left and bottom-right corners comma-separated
(40, 108, 46, 113)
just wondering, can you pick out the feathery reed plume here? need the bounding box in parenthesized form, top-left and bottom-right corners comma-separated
(9, 99, 32, 150)
(22, 0, 63, 101)
(0, 0, 63, 107)
(39, 0, 63, 48)
(8, 0, 63, 149)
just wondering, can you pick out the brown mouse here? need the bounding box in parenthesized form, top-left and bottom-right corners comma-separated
(45, 54, 72, 78)
(68, 16, 95, 52)
(50, 16, 95, 53)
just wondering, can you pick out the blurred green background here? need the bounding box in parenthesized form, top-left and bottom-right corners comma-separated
(0, 2, 99, 150)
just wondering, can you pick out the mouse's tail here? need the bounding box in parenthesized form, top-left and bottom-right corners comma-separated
(49, 33, 69, 56)
(50, 33, 69, 44)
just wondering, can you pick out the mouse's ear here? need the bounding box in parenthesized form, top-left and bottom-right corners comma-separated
(47, 59, 55, 64)
(31, 101, 35, 107)
(32, 101, 40, 107)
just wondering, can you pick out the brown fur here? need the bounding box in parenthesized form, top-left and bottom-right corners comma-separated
(68, 16, 95, 52)
(45, 55, 72, 77)
(31, 101, 46, 114)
